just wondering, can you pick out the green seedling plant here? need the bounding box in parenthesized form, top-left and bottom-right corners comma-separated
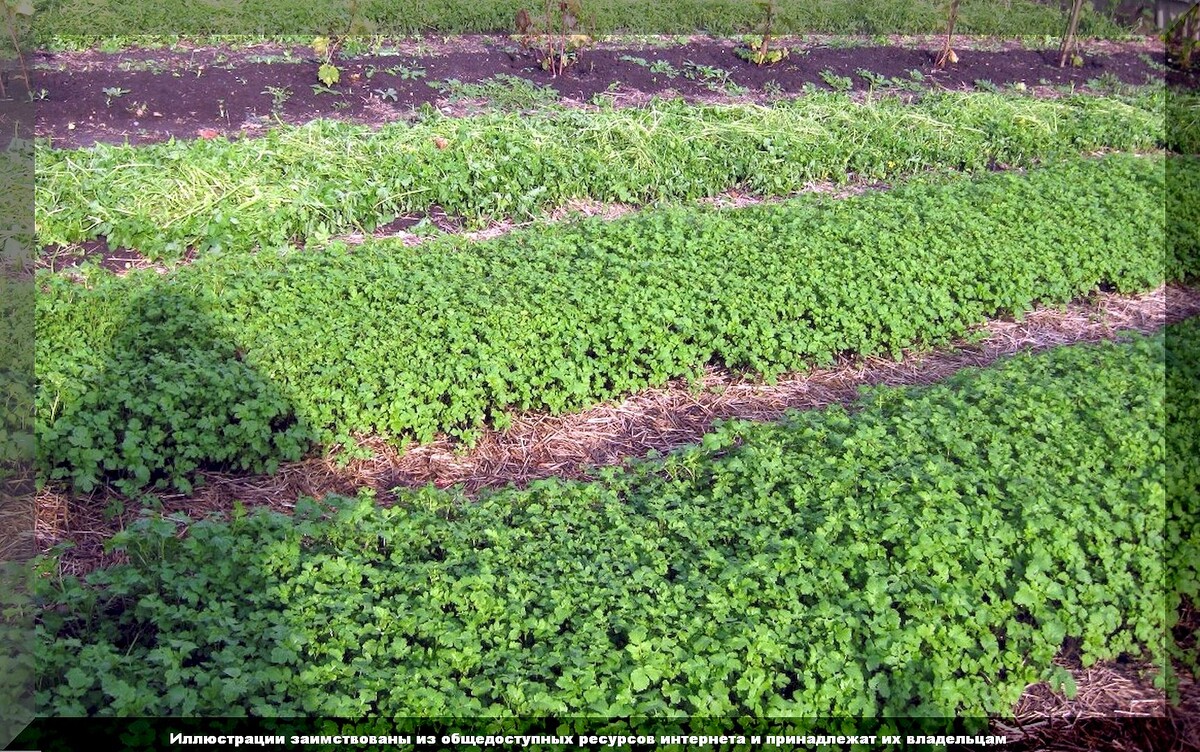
(856, 68, 887, 88)
(683, 61, 736, 92)
(116, 58, 168, 74)
(619, 55, 679, 79)
(1138, 52, 1168, 73)
(309, 0, 372, 86)
(312, 35, 341, 86)
(369, 62, 425, 80)
(819, 69, 853, 92)
(245, 50, 297, 64)
(101, 86, 129, 106)
(887, 68, 927, 91)
(1086, 72, 1124, 95)
(262, 85, 291, 112)
(374, 87, 398, 102)
(648, 59, 679, 78)
(337, 35, 372, 58)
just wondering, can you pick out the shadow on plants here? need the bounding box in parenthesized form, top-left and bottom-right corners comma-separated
(38, 283, 312, 502)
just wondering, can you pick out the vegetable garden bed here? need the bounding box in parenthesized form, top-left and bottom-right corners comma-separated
(18, 7, 1200, 745)
(36, 154, 1184, 496)
(30, 36, 1167, 149)
(33, 323, 1195, 717)
(36, 90, 1170, 263)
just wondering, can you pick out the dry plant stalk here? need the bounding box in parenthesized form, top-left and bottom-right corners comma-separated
(0, 0, 33, 99)
(1058, 0, 1086, 68)
(936, 0, 961, 69)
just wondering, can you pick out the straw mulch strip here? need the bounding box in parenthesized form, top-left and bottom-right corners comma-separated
(0, 468, 36, 564)
(994, 664, 1200, 750)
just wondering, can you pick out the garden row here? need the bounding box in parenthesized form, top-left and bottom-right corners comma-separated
(35, 154, 1195, 496)
(30, 0, 1125, 44)
(34, 320, 1193, 716)
(36, 90, 1175, 262)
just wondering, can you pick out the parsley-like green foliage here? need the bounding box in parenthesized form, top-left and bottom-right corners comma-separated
(1167, 91, 1200, 157)
(36, 154, 1178, 494)
(33, 325, 1184, 716)
(35, 92, 1168, 261)
(1167, 318, 1200, 639)
(0, 276, 34, 469)
(1169, 155, 1200, 280)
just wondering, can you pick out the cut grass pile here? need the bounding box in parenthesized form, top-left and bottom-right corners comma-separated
(33, 321, 1186, 716)
(35, 91, 1169, 261)
(30, 0, 1127, 42)
(35, 154, 1178, 495)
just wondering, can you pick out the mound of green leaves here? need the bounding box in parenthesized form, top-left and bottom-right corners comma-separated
(0, 276, 34, 472)
(1167, 91, 1200, 156)
(1169, 156, 1200, 281)
(35, 154, 1174, 494)
(32, 0, 1123, 42)
(1168, 318, 1200, 612)
(35, 325, 1179, 716)
(35, 92, 1166, 261)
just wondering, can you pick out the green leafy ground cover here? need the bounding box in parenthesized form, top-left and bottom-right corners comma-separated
(34, 322, 1187, 716)
(1169, 156, 1200, 279)
(0, 277, 35, 470)
(1168, 322, 1200, 643)
(35, 92, 1168, 261)
(35, 154, 1178, 495)
(1168, 91, 1200, 156)
(30, 0, 1124, 42)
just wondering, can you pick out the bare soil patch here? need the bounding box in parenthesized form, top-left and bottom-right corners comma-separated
(31, 36, 1168, 148)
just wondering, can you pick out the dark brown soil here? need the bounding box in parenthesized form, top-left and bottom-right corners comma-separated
(40, 239, 202, 273)
(38, 203, 467, 273)
(31, 36, 1169, 148)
